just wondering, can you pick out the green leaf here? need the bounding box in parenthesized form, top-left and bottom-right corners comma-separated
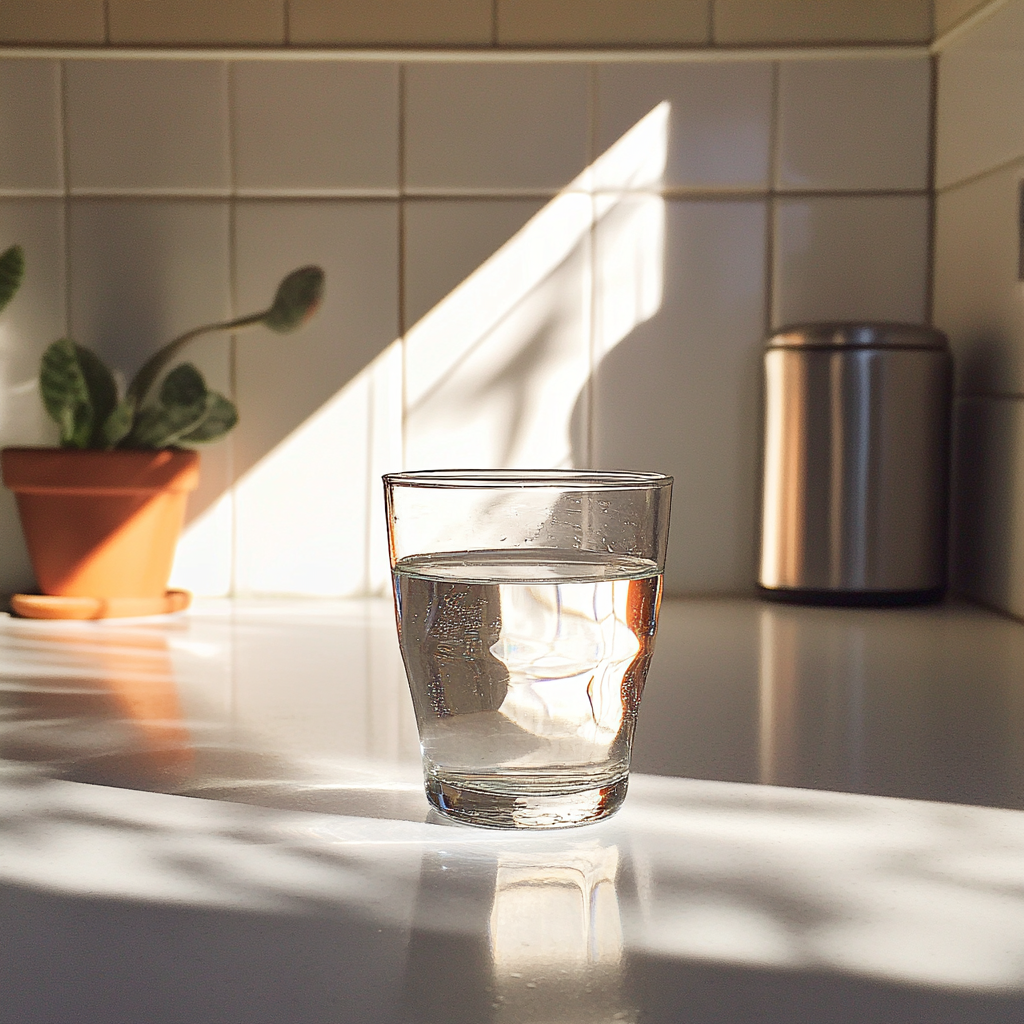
(0, 245, 24, 316)
(126, 363, 209, 449)
(102, 396, 136, 449)
(159, 362, 207, 409)
(40, 338, 93, 448)
(263, 266, 325, 333)
(178, 391, 237, 444)
(75, 345, 118, 446)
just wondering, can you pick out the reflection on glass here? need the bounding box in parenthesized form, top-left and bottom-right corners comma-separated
(489, 844, 633, 1024)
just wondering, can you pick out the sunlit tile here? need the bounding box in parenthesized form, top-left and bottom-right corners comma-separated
(233, 201, 399, 597)
(592, 199, 768, 594)
(596, 61, 771, 190)
(405, 191, 592, 470)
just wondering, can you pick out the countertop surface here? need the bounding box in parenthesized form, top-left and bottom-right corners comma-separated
(2, 597, 1024, 1023)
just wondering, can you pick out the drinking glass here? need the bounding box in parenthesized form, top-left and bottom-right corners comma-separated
(384, 469, 672, 829)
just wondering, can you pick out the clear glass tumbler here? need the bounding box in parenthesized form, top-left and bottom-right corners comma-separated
(384, 469, 672, 829)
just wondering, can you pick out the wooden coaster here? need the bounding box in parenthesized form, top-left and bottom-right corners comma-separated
(11, 589, 192, 620)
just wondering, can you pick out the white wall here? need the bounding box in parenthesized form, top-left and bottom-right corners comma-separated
(0, 49, 932, 598)
(934, 0, 1024, 617)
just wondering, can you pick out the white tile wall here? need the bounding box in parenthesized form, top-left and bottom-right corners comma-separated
(777, 57, 931, 191)
(935, 0, 1024, 618)
(403, 198, 544, 328)
(595, 61, 773, 191)
(934, 158, 1024, 396)
(0, 51, 933, 599)
(233, 200, 400, 597)
(65, 61, 230, 194)
(404, 63, 591, 193)
(0, 60, 63, 194)
(592, 198, 767, 591)
(773, 195, 929, 327)
(936, 0, 1024, 189)
(232, 61, 400, 196)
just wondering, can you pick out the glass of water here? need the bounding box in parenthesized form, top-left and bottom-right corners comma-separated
(384, 469, 672, 829)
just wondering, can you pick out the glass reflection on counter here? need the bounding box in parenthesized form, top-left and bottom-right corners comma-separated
(489, 843, 632, 1024)
(403, 837, 633, 1024)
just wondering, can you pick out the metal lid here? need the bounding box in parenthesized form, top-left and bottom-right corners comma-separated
(767, 322, 949, 350)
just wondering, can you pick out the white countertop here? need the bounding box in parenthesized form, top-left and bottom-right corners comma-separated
(2, 597, 1024, 1023)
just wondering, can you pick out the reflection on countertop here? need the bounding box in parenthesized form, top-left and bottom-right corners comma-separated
(2, 597, 1024, 1024)
(2, 597, 1024, 813)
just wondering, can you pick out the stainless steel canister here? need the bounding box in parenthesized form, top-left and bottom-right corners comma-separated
(758, 323, 952, 605)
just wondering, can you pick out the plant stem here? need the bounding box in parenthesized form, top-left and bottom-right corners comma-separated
(127, 310, 267, 405)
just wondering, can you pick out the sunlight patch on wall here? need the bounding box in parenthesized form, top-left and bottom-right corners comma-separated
(176, 102, 669, 597)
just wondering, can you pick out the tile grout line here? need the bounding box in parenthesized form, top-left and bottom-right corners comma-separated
(398, 62, 407, 472)
(103, 0, 111, 44)
(925, 51, 938, 326)
(226, 59, 239, 598)
(586, 60, 598, 468)
(58, 59, 72, 344)
(764, 60, 781, 335)
(0, 45, 932, 62)
(34, 187, 934, 202)
(283, 0, 290, 46)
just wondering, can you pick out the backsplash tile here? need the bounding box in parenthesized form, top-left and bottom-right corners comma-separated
(934, 159, 1024, 397)
(0, 51, 936, 599)
(497, 0, 710, 45)
(772, 195, 929, 327)
(288, 0, 493, 45)
(936, 0, 1024, 189)
(713, 0, 932, 44)
(232, 200, 400, 597)
(777, 57, 931, 191)
(232, 62, 400, 195)
(0, 0, 105, 44)
(404, 63, 590, 193)
(0, 61, 63, 194)
(65, 61, 230, 194)
(108, 0, 285, 44)
(595, 61, 772, 191)
(592, 198, 767, 592)
(404, 190, 592, 471)
(66, 199, 231, 386)
(403, 198, 544, 328)
(935, 0, 989, 36)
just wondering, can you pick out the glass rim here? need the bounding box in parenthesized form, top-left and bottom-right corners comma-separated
(383, 468, 673, 490)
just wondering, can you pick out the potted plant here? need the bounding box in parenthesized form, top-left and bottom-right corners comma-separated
(0, 256, 324, 619)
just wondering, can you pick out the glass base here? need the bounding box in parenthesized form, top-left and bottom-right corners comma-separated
(424, 771, 629, 829)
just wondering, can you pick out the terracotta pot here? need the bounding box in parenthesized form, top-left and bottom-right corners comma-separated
(0, 447, 199, 599)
